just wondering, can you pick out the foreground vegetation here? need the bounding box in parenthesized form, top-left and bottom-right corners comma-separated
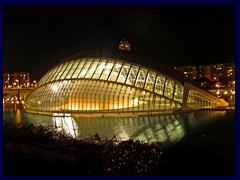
(4, 121, 235, 176)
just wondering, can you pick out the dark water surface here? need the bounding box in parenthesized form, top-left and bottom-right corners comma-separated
(3, 107, 235, 145)
(3, 108, 235, 175)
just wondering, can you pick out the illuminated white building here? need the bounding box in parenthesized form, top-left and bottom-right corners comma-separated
(25, 49, 228, 115)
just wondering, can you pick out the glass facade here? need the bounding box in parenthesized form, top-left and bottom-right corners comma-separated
(187, 89, 217, 109)
(26, 55, 228, 115)
(26, 58, 184, 114)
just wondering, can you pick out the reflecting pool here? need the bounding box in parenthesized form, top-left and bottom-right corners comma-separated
(3, 107, 235, 144)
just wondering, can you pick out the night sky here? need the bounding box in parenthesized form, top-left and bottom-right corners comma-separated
(4, 4, 235, 81)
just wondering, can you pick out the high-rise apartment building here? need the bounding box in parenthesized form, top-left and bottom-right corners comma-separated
(3, 73, 11, 88)
(174, 62, 235, 81)
(196, 65, 211, 80)
(211, 63, 235, 81)
(3, 72, 31, 88)
(19, 72, 30, 88)
(173, 65, 196, 79)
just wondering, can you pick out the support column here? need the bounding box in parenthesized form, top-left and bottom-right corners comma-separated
(182, 82, 192, 111)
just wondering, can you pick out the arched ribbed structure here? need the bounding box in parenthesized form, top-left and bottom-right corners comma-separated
(25, 49, 228, 115)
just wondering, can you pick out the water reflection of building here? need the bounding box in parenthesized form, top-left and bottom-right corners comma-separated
(5, 110, 232, 145)
(52, 114, 78, 138)
(22, 113, 79, 138)
(5, 110, 186, 144)
(130, 115, 185, 143)
(62, 114, 186, 144)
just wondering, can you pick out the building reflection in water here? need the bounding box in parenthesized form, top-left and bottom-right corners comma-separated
(52, 115, 78, 138)
(186, 110, 227, 130)
(4, 110, 232, 144)
(49, 114, 186, 144)
(15, 109, 22, 126)
(17, 113, 187, 143)
(3, 109, 235, 146)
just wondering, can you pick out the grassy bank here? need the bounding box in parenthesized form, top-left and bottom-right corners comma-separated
(3, 121, 235, 176)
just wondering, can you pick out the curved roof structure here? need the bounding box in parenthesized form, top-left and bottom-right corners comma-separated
(25, 49, 228, 115)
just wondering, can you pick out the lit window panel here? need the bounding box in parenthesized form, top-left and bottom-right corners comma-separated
(164, 79, 175, 99)
(135, 68, 148, 88)
(78, 60, 93, 78)
(85, 60, 100, 78)
(92, 60, 107, 79)
(154, 75, 166, 95)
(59, 60, 75, 80)
(38, 70, 51, 86)
(65, 61, 80, 79)
(174, 83, 184, 103)
(144, 71, 156, 91)
(126, 66, 139, 86)
(49, 64, 65, 82)
(117, 63, 130, 83)
(108, 62, 123, 82)
(100, 61, 114, 80)
(55, 61, 71, 81)
(71, 59, 86, 78)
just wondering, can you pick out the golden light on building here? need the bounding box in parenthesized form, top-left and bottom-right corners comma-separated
(119, 37, 131, 51)
(24, 49, 229, 115)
